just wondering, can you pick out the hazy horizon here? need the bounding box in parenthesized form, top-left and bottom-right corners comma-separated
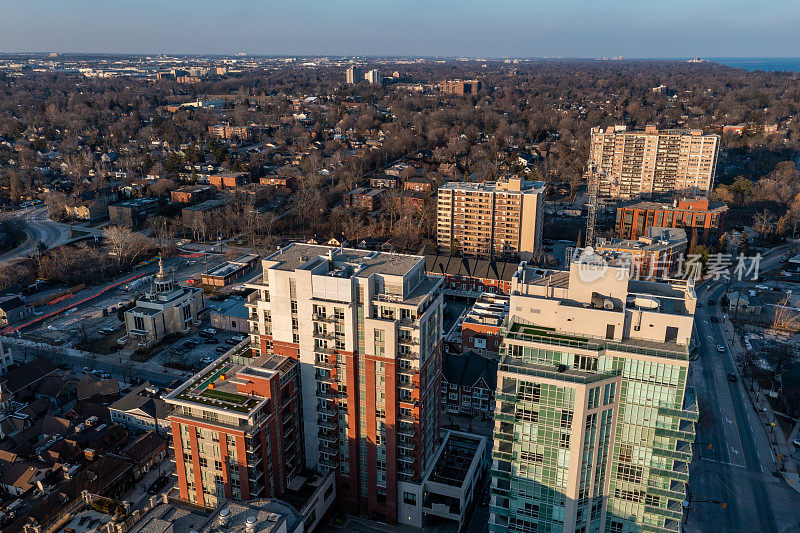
(2, 1, 799, 58)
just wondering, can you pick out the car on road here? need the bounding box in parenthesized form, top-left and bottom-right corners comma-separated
(793, 439, 800, 449)
(147, 475, 170, 495)
(708, 299, 715, 305)
(727, 372, 738, 382)
(710, 316, 719, 323)
(717, 344, 726, 353)
(83, 366, 91, 373)
(696, 301, 702, 307)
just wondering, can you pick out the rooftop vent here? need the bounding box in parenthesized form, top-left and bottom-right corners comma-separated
(218, 507, 230, 528)
(245, 515, 257, 533)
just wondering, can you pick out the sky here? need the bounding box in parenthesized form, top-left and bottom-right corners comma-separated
(1, 1, 800, 58)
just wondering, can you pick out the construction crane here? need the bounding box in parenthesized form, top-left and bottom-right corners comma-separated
(585, 163, 600, 248)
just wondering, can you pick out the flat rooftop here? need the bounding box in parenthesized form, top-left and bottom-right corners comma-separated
(169, 348, 293, 414)
(439, 179, 545, 194)
(428, 432, 483, 488)
(266, 243, 424, 279)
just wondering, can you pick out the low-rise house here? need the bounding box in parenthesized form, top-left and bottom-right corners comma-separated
(109, 383, 174, 436)
(121, 430, 168, 479)
(727, 290, 763, 315)
(441, 351, 497, 415)
(0, 295, 32, 328)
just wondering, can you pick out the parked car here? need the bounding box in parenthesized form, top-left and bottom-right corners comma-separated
(204, 337, 219, 344)
(225, 338, 240, 345)
(231, 334, 246, 342)
(727, 372, 738, 382)
(215, 346, 229, 354)
(199, 328, 216, 338)
(717, 344, 726, 353)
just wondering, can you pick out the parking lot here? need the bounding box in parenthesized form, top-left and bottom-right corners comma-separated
(160, 326, 245, 370)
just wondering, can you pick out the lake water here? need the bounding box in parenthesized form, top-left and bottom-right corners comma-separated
(708, 57, 800, 73)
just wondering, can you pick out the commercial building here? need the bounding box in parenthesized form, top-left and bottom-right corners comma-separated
(615, 196, 728, 246)
(108, 197, 160, 228)
(209, 297, 250, 333)
(589, 125, 720, 198)
(201, 254, 260, 288)
(441, 79, 482, 95)
(123, 259, 205, 348)
(364, 69, 382, 85)
(244, 243, 445, 525)
(593, 227, 688, 280)
(489, 249, 697, 533)
(437, 178, 546, 260)
(165, 346, 305, 508)
(171, 185, 216, 205)
(346, 65, 363, 85)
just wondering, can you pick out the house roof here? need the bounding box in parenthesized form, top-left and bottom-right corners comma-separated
(0, 295, 26, 312)
(77, 376, 120, 401)
(122, 431, 167, 464)
(109, 383, 172, 420)
(442, 351, 498, 389)
(2, 358, 58, 395)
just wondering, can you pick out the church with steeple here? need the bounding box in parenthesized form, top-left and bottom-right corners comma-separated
(123, 257, 205, 348)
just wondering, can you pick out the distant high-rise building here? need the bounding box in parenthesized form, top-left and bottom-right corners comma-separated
(436, 178, 545, 259)
(245, 244, 444, 525)
(489, 250, 697, 533)
(364, 69, 382, 85)
(589, 125, 720, 199)
(346, 65, 363, 85)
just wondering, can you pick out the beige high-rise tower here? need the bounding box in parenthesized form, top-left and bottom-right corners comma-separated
(436, 177, 546, 260)
(589, 125, 719, 199)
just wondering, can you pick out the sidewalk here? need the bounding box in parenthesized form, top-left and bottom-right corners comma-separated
(720, 316, 798, 475)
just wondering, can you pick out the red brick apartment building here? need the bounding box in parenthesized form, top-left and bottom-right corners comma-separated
(403, 176, 433, 193)
(209, 171, 249, 190)
(342, 187, 384, 211)
(615, 196, 728, 245)
(244, 244, 444, 525)
(171, 185, 216, 204)
(370, 175, 399, 189)
(165, 348, 303, 508)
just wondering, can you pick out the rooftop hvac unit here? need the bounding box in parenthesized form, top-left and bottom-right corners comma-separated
(245, 516, 257, 533)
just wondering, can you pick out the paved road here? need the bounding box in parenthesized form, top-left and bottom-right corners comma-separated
(686, 245, 800, 532)
(0, 206, 102, 261)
